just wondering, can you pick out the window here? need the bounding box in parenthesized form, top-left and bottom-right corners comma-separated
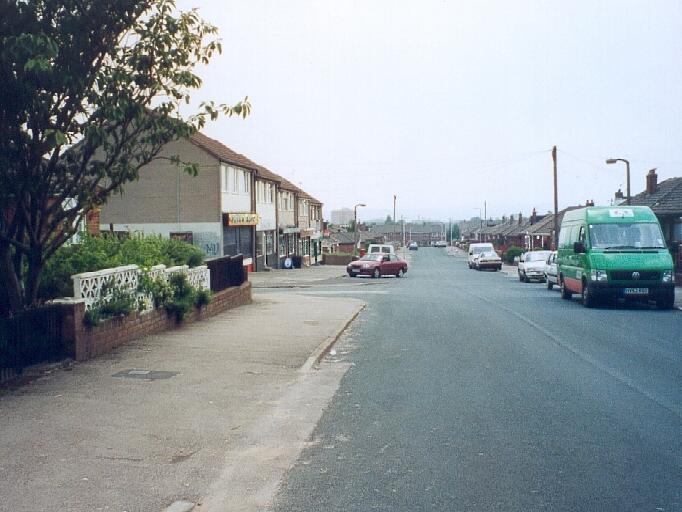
(242, 171, 250, 194)
(232, 167, 239, 193)
(223, 226, 253, 258)
(221, 165, 228, 193)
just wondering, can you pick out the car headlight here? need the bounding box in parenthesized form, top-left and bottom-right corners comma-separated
(662, 270, 674, 283)
(590, 269, 608, 282)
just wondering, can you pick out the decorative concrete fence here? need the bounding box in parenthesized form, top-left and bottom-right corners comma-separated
(72, 264, 210, 311)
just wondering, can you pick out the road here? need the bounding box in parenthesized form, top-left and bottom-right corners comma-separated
(270, 247, 682, 512)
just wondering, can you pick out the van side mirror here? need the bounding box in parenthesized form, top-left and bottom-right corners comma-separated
(573, 241, 586, 254)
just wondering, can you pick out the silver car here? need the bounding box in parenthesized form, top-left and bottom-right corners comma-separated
(544, 251, 558, 290)
(518, 250, 552, 282)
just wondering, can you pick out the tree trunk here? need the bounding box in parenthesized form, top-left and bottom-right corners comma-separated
(0, 244, 24, 314)
(24, 250, 44, 309)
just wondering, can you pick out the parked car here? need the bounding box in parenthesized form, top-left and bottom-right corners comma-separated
(557, 206, 675, 309)
(347, 253, 408, 278)
(474, 250, 502, 271)
(367, 243, 395, 255)
(434, 240, 447, 247)
(518, 250, 552, 282)
(544, 251, 558, 289)
(408, 241, 419, 250)
(468, 242, 495, 269)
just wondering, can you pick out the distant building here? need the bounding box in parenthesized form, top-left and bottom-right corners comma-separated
(331, 208, 354, 226)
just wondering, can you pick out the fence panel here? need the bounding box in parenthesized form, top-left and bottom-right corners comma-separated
(0, 306, 65, 384)
(206, 255, 245, 291)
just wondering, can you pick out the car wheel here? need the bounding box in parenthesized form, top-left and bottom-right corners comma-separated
(396, 268, 405, 278)
(560, 277, 572, 300)
(581, 280, 596, 308)
(523, 273, 530, 283)
(349, 273, 356, 278)
(373, 268, 381, 279)
(546, 279, 553, 290)
(656, 290, 675, 310)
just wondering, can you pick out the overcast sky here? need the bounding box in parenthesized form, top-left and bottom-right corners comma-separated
(176, 0, 682, 222)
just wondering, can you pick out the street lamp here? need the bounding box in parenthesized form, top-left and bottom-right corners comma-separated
(354, 203, 366, 254)
(606, 158, 630, 205)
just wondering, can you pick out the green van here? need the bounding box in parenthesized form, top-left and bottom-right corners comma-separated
(557, 206, 675, 309)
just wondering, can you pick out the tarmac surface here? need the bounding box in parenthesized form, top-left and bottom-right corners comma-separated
(0, 285, 364, 512)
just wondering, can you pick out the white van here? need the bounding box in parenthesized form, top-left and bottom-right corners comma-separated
(367, 243, 395, 255)
(468, 243, 495, 269)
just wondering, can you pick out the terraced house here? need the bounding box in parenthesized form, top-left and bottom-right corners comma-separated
(98, 132, 323, 271)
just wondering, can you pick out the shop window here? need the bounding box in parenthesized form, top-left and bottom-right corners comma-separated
(223, 226, 253, 259)
(266, 232, 274, 254)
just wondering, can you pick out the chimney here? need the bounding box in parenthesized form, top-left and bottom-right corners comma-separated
(518, 212, 523, 225)
(646, 168, 658, 195)
(586, 199, 595, 207)
(614, 188, 624, 201)
(509, 214, 514, 224)
(531, 207, 537, 225)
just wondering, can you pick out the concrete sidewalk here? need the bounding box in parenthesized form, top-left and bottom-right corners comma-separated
(247, 264, 347, 288)
(0, 292, 365, 512)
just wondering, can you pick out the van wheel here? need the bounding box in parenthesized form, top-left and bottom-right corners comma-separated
(560, 277, 572, 300)
(518, 271, 523, 282)
(581, 280, 596, 308)
(656, 290, 675, 310)
(546, 279, 553, 290)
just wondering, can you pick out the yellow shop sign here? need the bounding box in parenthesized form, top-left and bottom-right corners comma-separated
(226, 213, 259, 226)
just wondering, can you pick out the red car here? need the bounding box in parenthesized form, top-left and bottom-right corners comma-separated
(347, 253, 408, 278)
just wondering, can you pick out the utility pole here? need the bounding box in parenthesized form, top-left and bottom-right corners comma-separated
(393, 194, 397, 245)
(484, 200, 487, 227)
(552, 145, 558, 250)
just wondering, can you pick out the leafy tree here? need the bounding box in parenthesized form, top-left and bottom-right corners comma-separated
(385, 215, 393, 225)
(0, 0, 249, 313)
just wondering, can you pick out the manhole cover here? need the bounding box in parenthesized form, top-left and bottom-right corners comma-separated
(112, 369, 178, 380)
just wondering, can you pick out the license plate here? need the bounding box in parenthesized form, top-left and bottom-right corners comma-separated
(624, 287, 648, 295)
(351, 268, 360, 273)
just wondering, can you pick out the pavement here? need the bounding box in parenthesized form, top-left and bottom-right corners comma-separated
(0, 282, 365, 512)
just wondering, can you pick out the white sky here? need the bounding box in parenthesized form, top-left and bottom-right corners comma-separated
(177, 0, 682, 222)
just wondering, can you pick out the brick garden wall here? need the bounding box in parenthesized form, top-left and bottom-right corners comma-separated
(322, 254, 353, 265)
(59, 282, 251, 362)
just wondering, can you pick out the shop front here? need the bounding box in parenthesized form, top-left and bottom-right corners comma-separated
(223, 212, 258, 272)
(279, 227, 300, 268)
(299, 228, 314, 266)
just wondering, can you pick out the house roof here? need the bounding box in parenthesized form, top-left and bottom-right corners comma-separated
(189, 132, 260, 172)
(190, 132, 322, 205)
(629, 177, 682, 216)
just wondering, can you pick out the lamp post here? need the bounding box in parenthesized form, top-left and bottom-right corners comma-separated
(474, 208, 482, 241)
(606, 158, 631, 205)
(353, 203, 366, 254)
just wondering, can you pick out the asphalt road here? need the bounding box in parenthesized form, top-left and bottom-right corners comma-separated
(270, 247, 682, 512)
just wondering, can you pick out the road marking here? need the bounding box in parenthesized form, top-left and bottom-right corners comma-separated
(298, 290, 390, 295)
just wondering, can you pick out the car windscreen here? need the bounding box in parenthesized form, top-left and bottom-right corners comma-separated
(588, 222, 666, 249)
(480, 251, 498, 258)
(360, 254, 384, 261)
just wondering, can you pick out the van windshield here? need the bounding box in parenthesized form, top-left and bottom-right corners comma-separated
(588, 222, 666, 249)
(472, 246, 492, 254)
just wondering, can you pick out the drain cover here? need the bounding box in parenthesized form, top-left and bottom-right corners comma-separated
(112, 369, 178, 380)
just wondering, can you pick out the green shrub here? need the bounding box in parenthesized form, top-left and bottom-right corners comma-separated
(195, 288, 212, 308)
(39, 234, 205, 302)
(83, 278, 137, 327)
(503, 246, 524, 264)
(164, 273, 198, 322)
